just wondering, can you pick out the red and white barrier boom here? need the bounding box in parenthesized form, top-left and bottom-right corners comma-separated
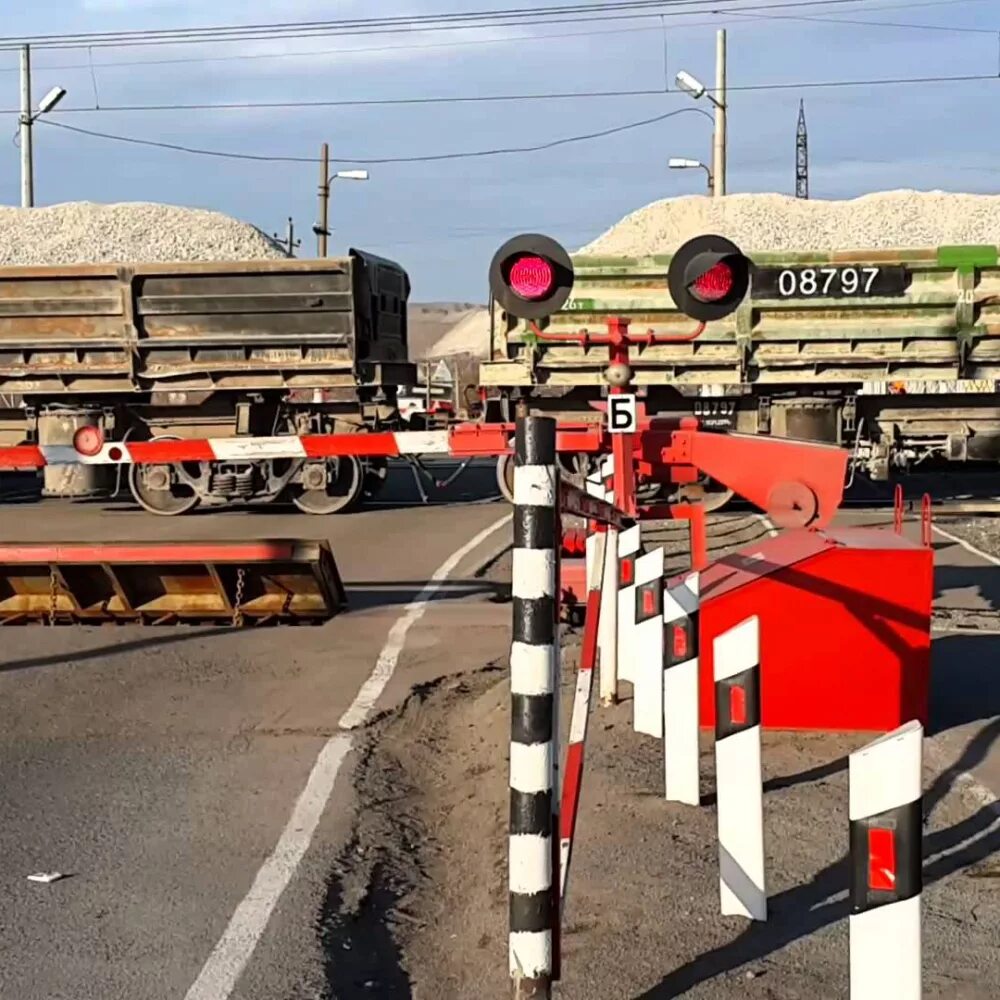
(849, 721, 923, 1000)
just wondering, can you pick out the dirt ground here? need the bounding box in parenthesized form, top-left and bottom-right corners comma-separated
(321, 637, 1000, 1000)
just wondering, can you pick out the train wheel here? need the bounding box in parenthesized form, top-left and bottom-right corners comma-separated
(128, 436, 200, 516)
(292, 456, 364, 514)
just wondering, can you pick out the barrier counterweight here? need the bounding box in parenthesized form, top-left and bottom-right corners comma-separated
(509, 417, 559, 998)
(849, 721, 923, 1000)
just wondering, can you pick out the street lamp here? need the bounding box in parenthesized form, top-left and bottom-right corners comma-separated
(314, 141, 369, 256)
(669, 157, 713, 195)
(674, 28, 727, 197)
(18, 42, 67, 207)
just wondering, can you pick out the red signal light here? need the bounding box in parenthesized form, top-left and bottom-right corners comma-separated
(489, 234, 574, 320)
(690, 261, 734, 303)
(508, 255, 555, 301)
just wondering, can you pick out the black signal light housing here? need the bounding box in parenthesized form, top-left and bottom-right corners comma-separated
(667, 234, 752, 322)
(489, 233, 575, 320)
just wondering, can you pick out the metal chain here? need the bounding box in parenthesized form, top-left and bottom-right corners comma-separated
(48, 567, 57, 627)
(232, 567, 246, 628)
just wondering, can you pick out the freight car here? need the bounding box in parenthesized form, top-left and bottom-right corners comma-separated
(0, 251, 413, 514)
(481, 237, 1000, 508)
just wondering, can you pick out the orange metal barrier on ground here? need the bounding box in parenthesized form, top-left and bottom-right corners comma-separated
(0, 540, 346, 625)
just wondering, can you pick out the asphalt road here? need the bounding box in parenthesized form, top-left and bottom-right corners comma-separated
(0, 477, 997, 1000)
(0, 466, 511, 1000)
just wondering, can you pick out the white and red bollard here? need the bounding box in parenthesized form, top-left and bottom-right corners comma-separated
(632, 546, 666, 738)
(663, 573, 701, 805)
(849, 720, 923, 1000)
(713, 615, 767, 920)
(616, 523, 642, 686)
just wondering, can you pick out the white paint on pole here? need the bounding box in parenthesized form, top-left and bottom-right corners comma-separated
(632, 547, 665, 737)
(850, 896, 921, 1000)
(713, 616, 766, 921)
(617, 523, 642, 685)
(716, 728, 766, 919)
(849, 721, 923, 822)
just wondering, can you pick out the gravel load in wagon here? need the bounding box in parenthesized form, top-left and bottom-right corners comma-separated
(579, 189, 1000, 256)
(0, 201, 288, 265)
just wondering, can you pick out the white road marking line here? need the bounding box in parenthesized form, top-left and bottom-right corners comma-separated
(931, 523, 1000, 568)
(183, 512, 513, 1000)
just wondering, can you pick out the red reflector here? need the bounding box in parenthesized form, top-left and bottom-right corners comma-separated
(642, 588, 655, 616)
(72, 425, 104, 457)
(867, 828, 897, 891)
(729, 685, 747, 725)
(619, 556, 634, 587)
(690, 261, 734, 303)
(671, 623, 688, 660)
(509, 255, 555, 301)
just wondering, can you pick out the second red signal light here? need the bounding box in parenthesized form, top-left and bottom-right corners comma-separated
(667, 234, 752, 321)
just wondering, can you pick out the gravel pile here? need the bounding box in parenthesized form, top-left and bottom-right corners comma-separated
(0, 201, 287, 265)
(579, 189, 1000, 256)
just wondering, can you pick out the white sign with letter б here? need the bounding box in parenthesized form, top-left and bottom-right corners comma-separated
(608, 394, 638, 434)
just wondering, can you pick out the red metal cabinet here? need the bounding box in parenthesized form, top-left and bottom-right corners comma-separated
(674, 528, 933, 732)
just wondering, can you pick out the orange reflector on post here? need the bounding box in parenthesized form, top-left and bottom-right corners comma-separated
(671, 623, 688, 661)
(867, 827, 897, 891)
(642, 588, 656, 616)
(729, 685, 747, 726)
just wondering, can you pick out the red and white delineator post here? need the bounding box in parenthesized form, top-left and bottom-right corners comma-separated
(849, 721, 923, 1000)
(662, 572, 701, 805)
(616, 523, 642, 686)
(713, 615, 767, 921)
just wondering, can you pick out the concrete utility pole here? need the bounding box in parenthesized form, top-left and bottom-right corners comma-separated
(19, 45, 32, 209)
(674, 29, 727, 197)
(314, 143, 368, 257)
(317, 142, 330, 257)
(714, 28, 727, 197)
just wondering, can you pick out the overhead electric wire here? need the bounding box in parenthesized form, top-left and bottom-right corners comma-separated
(0, 0, 974, 50)
(36, 107, 710, 164)
(9, 65, 998, 118)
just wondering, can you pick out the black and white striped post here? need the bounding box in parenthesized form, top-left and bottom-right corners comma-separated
(509, 416, 559, 999)
(713, 615, 767, 920)
(663, 572, 701, 805)
(849, 720, 923, 1000)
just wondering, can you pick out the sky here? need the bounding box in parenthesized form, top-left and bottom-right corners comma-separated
(0, 0, 998, 301)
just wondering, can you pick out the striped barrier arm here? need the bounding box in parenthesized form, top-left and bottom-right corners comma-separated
(663, 572, 701, 805)
(558, 531, 606, 905)
(849, 720, 923, 1000)
(713, 615, 767, 921)
(509, 417, 559, 996)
